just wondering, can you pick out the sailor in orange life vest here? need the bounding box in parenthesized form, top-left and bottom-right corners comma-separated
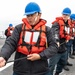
(5, 24, 14, 38)
(0, 2, 58, 75)
(70, 14, 75, 55)
(49, 7, 73, 75)
(65, 14, 75, 60)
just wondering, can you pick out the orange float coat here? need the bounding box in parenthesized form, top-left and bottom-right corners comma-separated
(52, 17, 71, 40)
(17, 18, 47, 55)
(7, 27, 14, 36)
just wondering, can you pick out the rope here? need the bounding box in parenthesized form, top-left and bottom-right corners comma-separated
(7, 56, 27, 63)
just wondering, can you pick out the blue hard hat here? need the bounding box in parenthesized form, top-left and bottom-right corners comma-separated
(62, 7, 71, 15)
(24, 2, 41, 15)
(9, 24, 13, 27)
(70, 14, 75, 20)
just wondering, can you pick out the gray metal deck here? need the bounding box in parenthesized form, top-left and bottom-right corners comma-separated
(0, 38, 75, 75)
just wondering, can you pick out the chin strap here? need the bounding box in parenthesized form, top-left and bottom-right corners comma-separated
(32, 13, 38, 25)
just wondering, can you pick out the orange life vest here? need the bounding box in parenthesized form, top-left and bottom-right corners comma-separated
(7, 27, 14, 36)
(52, 17, 71, 40)
(17, 18, 47, 55)
(71, 22, 75, 36)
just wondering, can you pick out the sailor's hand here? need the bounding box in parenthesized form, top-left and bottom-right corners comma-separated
(27, 53, 41, 61)
(0, 57, 6, 68)
(56, 42, 60, 47)
(66, 40, 69, 43)
(70, 37, 74, 40)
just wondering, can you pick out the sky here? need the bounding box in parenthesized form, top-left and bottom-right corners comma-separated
(0, 0, 75, 31)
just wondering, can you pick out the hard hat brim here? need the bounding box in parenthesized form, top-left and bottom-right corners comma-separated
(72, 18, 75, 20)
(62, 12, 70, 15)
(24, 11, 41, 15)
(24, 11, 37, 15)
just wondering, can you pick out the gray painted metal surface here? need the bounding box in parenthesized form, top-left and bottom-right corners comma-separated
(0, 38, 75, 75)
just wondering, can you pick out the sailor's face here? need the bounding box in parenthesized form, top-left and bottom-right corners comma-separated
(26, 13, 41, 26)
(62, 14, 70, 21)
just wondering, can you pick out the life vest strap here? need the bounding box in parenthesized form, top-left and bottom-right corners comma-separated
(17, 42, 46, 52)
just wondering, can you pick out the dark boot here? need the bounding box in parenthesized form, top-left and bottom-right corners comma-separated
(69, 55, 74, 59)
(55, 72, 59, 75)
(72, 51, 75, 55)
(63, 65, 69, 71)
(67, 62, 73, 66)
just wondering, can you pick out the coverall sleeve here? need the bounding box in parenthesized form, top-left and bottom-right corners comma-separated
(39, 26, 59, 59)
